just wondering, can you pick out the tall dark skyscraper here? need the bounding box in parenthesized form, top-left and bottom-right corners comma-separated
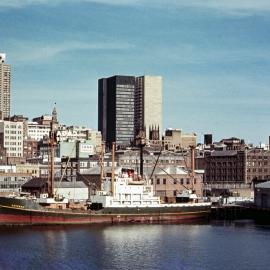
(98, 75, 135, 149)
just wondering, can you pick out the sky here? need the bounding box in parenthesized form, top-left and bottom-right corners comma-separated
(1, 0, 270, 144)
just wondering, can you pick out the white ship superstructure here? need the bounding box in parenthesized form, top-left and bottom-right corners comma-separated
(90, 169, 160, 207)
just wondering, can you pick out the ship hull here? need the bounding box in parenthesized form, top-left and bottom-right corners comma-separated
(0, 197, 211, 225)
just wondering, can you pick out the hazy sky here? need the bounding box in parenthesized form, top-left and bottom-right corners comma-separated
(1, 0, 270, 144)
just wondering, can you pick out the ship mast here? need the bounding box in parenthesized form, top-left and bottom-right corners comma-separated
(190, 145, 195, 192)
(99, 142, 105, 186)
(111, 142, 115, 197)
(48, 106, 58, 198)
(135, 131, 146, 178)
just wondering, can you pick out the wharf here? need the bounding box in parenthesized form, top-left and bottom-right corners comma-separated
(211, 205, 250, 220)
(211, 204, 270, 223)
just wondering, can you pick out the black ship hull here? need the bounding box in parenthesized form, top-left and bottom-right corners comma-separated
(0, 197, 211, 225)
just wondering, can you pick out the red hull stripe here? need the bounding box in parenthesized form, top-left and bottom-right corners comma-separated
(0, 212, 208, 225)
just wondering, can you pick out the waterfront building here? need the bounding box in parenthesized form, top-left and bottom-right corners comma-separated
(0, 54, 10, 119)
(135, 76, 162, 139)
(98, 75, 135, 149)
(197, 137, 270, 197)
(22, 178, 89, 201)
(246, 148, 270, 182)
(254, 181, 270, 208)
(0, 164, 32, 194)
(152, 166, 203, 201)
(204, 150, 246, 184)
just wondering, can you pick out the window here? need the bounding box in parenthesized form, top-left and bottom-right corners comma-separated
(163, 178, 166, 185)
(174, 179, 177, 184)
(157, 178, 160, 185)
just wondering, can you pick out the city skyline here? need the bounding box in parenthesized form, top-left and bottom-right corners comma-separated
(0, 1, 270, 144)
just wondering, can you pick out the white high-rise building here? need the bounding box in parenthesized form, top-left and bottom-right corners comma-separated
(135, 76, 162, 140)
(0, 53, 11, 119)
(0, 120, 23, 157)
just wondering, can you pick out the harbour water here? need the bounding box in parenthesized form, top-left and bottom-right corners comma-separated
(0, 221, 269, 270)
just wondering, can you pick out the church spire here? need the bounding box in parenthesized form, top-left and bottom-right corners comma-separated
(52, 103, 57, 122)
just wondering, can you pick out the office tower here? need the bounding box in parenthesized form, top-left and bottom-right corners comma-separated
(98, 75, 135, 148)
(135, 76, 162, 140)
(0, 53, 10, 119)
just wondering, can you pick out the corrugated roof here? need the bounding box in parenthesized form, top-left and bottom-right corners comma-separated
(23, 178, 87, 189)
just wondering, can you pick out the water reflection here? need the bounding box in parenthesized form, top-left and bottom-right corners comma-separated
(43, 229, 68, 260)
(0, 222, 270, 270)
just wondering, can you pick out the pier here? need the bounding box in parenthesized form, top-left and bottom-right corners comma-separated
(211, 204, 270, 223)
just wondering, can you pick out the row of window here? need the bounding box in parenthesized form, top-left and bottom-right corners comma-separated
(5, 136, 22, 140)
(247, 161, 268, 166)
(154, 178, 196, 185)
(247, 155, 269, 160)
(247, 168, 268, 173)
(4, 130, 22, 134)
(5, 125, 22, 129)
(8, 153, 22, 157)
(5, 142, 22, 146)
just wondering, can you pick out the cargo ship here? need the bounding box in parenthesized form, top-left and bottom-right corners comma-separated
(0, 169, 211, 225)
(0, 109, 211, 225)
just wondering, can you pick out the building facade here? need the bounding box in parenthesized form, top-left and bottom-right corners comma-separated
(0, 53, 10, 119)
(204, 150, 246, 184)
(135, 76, 162, 139)
(0, 120, 24, 158)
(98, 75, 163, 148)
(246, 148, 270, 182)
(98, 75, 135, 149)
(163, 129, 197, 150)
(57, 125, 101, 151)
(27, 121, 51, 141)
(152, 167, 203, 201)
